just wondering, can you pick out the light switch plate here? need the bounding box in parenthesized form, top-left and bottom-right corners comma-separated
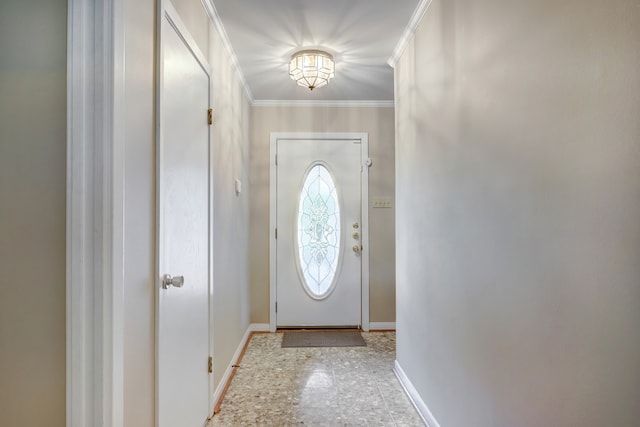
(372, 197, 392, 208)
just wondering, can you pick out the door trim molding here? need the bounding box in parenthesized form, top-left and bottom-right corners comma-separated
(67, 0, 125, 425)
(269, 132, 370, 332)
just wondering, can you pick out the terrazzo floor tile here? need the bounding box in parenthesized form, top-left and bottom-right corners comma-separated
(208, 332, 424, 427)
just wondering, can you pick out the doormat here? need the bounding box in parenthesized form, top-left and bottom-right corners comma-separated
(281, 331, 366, 348)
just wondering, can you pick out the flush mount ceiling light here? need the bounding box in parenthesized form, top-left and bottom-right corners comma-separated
(289, 50, 335, 91)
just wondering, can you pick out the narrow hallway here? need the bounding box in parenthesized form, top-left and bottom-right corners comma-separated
(209, 332, 423, 426)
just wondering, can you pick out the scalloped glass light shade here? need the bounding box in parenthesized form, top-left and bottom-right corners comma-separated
(289, 50, 335, 91)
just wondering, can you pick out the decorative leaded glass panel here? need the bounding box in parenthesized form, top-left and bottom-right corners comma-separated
(296, 164, 341, 298)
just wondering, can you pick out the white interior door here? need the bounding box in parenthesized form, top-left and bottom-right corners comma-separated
(157, 4, 211, 427)
(275, 137, 365, 327)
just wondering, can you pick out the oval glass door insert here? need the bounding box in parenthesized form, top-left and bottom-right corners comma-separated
(296, 163, 341, 298)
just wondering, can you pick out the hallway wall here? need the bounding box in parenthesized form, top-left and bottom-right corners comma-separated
(0, 1, 67, 425)
(249, 106, 396, 325)
(207, 7, 252, 390)
(123, 0, 156, 424)
(394, 0, 640, 425)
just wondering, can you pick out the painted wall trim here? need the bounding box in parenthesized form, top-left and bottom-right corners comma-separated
(360, 133, 371, 332)
(67, 0, 126, 425)
(201, 0, 253, 101)
(252, 100, 395, 108)
(370, 322, 396, 330)
(250, 323, 271, 332)
(269, 136, 278, 332)
(394, 361, 441, 427)
(387, 0, 433, 68)
(210, 323, 268, 415)
(211, 325, 251, 409)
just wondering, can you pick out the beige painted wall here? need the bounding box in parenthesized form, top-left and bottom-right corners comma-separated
(123, 0, 156, 424)
(249, 106, 396, 324)
(0, 1, 249, 425)
(0, 1, 67, 425)
(208, 13, 252, 388)
(122, 0, 251, 425)
(394, 0, 640, 426)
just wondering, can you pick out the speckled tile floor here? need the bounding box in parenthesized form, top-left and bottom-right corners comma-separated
(208, 331, 424, 426)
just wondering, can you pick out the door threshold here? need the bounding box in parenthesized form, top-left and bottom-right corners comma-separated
(276, 326, 362, 332)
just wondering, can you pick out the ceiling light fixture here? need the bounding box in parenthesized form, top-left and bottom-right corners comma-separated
(289, 50, 335, 91)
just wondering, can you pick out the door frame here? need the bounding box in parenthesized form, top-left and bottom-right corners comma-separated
(155, 0, 215, 422)
(66, 0, 126, 425)
(269, 132, 370, 332)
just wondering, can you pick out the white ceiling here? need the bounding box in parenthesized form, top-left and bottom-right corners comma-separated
(211, 0, 420, 103)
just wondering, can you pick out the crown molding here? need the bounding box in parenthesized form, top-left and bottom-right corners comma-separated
(387, 0, 433, 68)
(251, 100, 394, 108)
(201, 0, 253, 101)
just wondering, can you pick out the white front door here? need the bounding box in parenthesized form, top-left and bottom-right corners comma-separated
(274, 136, 367, 328)
(157, 3, 211, 427)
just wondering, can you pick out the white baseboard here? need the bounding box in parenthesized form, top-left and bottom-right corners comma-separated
(249, 323, 270, 332)
(393, 360, 441, 427)
(212, 323, 269, 409)
(211, 323, 272, 409)
(369, 322, 396, 330)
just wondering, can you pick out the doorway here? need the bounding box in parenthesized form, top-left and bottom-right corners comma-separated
(156, 2, 213, 426)
(269, 133, 370, 331)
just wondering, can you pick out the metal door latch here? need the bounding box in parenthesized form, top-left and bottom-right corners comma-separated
(162, 274, 184, 289)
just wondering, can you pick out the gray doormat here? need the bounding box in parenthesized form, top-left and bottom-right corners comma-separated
(281, 331, 366, 348)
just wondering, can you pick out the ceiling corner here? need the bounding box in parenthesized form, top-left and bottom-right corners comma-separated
(388, 0, 434, 68)
(201, 0, 254, 102)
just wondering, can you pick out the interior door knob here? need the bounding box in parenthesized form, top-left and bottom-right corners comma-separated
(162, 274, 184, 289)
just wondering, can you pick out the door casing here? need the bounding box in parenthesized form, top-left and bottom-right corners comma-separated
(269, 132, 370, 332)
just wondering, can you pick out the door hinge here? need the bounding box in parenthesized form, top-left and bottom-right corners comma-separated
(275, 302, 278, 313)
(275, 154, 278, 166)
(207, 108, 213, 125)
(275, 228, 277, 239)
(208, 356, 213, 373)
